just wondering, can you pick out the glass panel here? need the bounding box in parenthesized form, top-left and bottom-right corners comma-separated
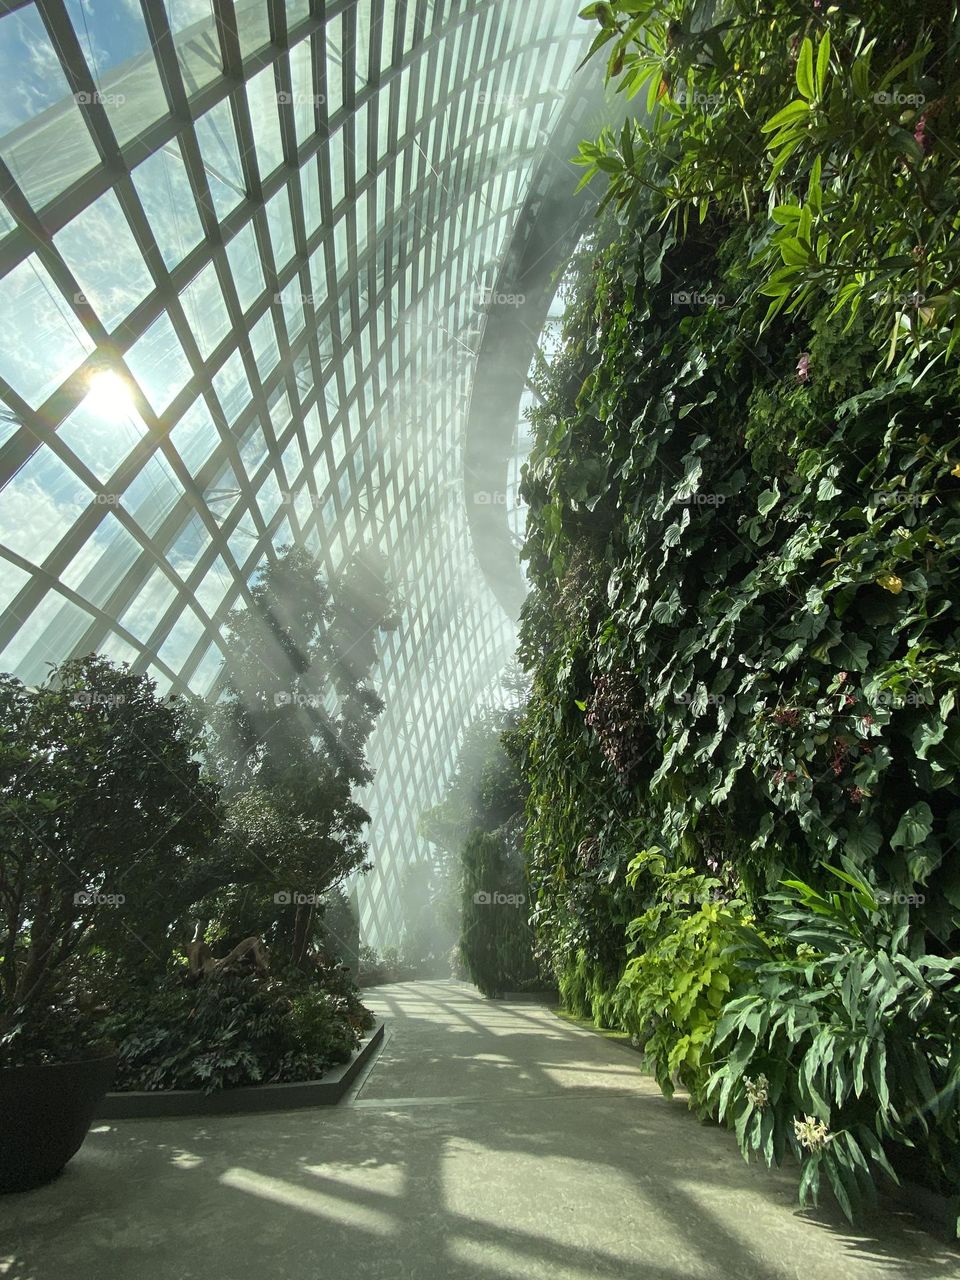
(0, 201, 16, 240)
(170, 396, 219, 471)
(238, 419, 268, 472)
(64, 0, 167, 147)
(0, 7, 101, 211)
(125, 311, 193, 412)
(280, 278, 305, 337)
(0, 592, 93, 686)
(265, 187, 295, 268)
(53, 190, 154, 333)
(117, 568, 178, 642)
(60, 513, 142, 607)
(227, 510, 258, 566)
(168, 513, 212, 579)
(300, 154, 322, 237)
(288, 38, 320, 149)
(193, 555, 232, 617)
(286, 0, 310, 29)
(179, 261, 231, 359)
(255, 469, 282, 521)
(194, 99, 246, 220)
(234, 0, 272, 60)
(132, 143, 204, 271)
(120, 450, 184, 537)
(98, 630, 140, 666)
(0, 449, 89, 565)
(0, 558, 30, 614)
(188, 639, 225, 693)
(57, 381, 148, 483)
(0, 256, 95, 408)
(246, 65, 284, 178)
(324, 14, 344, 117)
(248, 311, 280, 380)
(225, 221, 265, 312)
(167, 0, 221, 96)
(211, 349, 251, 424)
(156, 604, 205, 670)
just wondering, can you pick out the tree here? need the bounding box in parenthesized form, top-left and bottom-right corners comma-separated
(0, 656, 220, 1058)
(201, 545, 398, 971)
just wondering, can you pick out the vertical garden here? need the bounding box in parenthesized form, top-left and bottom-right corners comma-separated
(515, 0, 960, 1225)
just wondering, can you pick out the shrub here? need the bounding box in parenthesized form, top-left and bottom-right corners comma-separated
(108, 968, 369, 1093)
(0, 656, 219, 1066)
(460, 832, 539, 997)
(706, 866, 960, 1225)
(615, 851, 758, 1108)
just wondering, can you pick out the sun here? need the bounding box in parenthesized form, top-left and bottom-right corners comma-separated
(85, 369, 136, 420)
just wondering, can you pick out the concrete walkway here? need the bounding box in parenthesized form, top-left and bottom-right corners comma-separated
(2, 981, 958, 1279)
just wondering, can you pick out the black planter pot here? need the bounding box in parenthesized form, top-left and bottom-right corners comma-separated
(0, 1053, 117, 1193)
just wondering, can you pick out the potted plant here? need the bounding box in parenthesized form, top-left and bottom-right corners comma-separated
(0, 656, 220, 1191)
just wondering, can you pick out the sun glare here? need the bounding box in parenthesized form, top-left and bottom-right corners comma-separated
(86, 369, 136, 420)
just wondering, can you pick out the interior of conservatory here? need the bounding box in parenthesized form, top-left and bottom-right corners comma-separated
(1, 1, 959, 1277)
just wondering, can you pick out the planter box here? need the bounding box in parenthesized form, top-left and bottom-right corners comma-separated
(1, 1054, 117, 1193)
(96, 1020, 384, 1119)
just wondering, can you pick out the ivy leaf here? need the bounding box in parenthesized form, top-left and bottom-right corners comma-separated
(758, 484, 780, 517)
(890, 802, 934, 852)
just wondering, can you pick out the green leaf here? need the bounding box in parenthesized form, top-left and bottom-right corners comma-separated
(815, 33, 830, 99)
(890, 802, 934, 851)
(762, 100, 811, 133)
(796, 38, 815, 100)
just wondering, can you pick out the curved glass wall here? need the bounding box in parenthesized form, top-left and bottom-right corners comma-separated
(0, 0, 589, 944)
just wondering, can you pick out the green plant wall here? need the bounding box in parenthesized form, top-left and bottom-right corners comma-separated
(515, 0, 960, 1223)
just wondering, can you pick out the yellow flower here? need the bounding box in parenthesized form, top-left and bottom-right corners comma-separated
(877, 573, 903, 594)
(951, 462, 960, 478)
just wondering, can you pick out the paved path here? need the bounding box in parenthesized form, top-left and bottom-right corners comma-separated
(2, 981, 958, 1279)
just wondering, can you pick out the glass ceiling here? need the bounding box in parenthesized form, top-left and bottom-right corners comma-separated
(0, 0, 588, 944)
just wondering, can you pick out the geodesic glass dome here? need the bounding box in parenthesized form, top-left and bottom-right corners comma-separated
(0, 0, 594, 943)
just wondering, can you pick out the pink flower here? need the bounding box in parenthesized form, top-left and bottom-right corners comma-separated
(796, 352, 811, 382)
(914, 115, 928, 153)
